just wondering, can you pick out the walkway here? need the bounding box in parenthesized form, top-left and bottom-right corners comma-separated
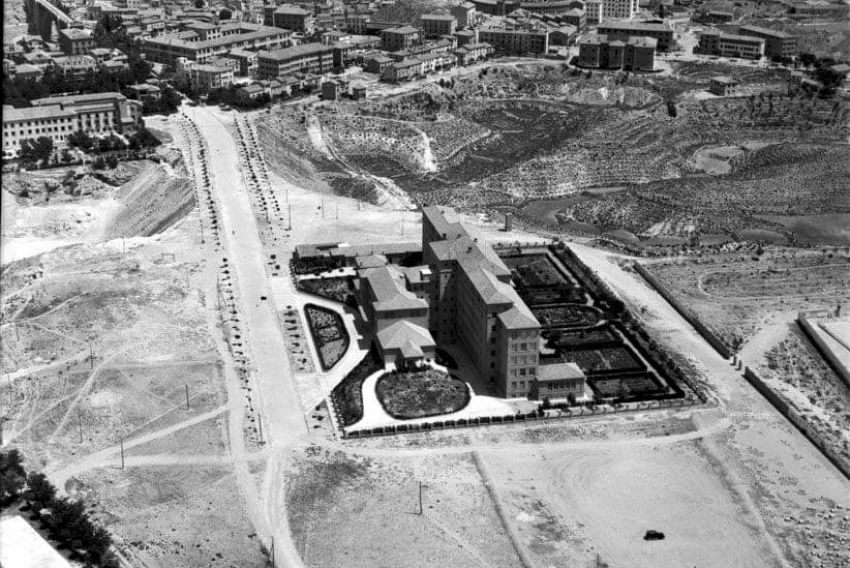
(349, 364, 515, 432)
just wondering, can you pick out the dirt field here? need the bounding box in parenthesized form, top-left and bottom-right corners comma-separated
(285, 446, 525, 568)
(76, 464, 266, 568)
(0, 134, 274, 568)
(646, 250, 850, 351)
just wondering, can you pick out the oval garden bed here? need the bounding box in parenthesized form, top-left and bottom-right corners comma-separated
(376, 368, 470, 420)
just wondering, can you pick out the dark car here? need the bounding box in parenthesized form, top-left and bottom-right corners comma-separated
(644, 530, 665, 541)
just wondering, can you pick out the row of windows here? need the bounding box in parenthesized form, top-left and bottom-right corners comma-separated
(509, 366, 536, 377)
(510, 355, 536, 365)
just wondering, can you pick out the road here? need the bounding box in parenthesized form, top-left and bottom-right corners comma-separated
(186, 105, 308, 568)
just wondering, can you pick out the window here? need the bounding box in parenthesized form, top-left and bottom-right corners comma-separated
(519, 368, 526, 376)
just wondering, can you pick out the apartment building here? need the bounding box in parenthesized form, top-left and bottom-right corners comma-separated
(381, 26, 421, 51)
(738, 24, 797, 58)
(58, 28, 96, 56)
(266, 4, 315, 34)
(696, 30, 764, 59)
(140, 23, 291, 66)
(478, 24, 549, 54)
(223, 48, 258, 76)
(422, 206, 541, 398)
(602, 0, 637, 20)
(2, 93, 142, 158)
(382, 57, 423, 81)
(189, 63, 235, 93)
(456, 42, 493, 65)
(420, 14, 457, 37)
(597, 21, 674, 50)
(256, 43, 335, 78)
(579, 33, 656, 70)
(585, 0, 603, 23)
(451, 2, 477, 27)
(53, 55, 98, 85)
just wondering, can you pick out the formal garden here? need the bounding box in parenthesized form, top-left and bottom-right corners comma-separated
(500, 246, 696, 406)
(375, 367, 470, 420)
(304, 304, 349, 370)
(298, 276, 356, 306)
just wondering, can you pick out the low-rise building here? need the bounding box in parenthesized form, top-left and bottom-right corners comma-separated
(366, 54, 394, 74)
(257, 43, 335, 78)
(478, 24, 549, 55)
(452, 2, 477, 27)
(696, 30, 764, 59)
(738, 24, 797, 58)
(602, 0, 637, 20)
(381, 26, 421, 51)
(3, 92, 142, 158)
(189, 63, 235, 93)
(141, 23, 291, 67)
(533, 362, 586, 400)
(420, 14, 457, 37)
(53, 55, 98, 85)
(597, 21, 674, 51)
(382, 57, 423, 82)
(224, 48, 258, 76)
(709, 75, 740, 95)
(267, 4, 315, 34)
(58, 27, 96, 56)
(456, 41, 493, 65)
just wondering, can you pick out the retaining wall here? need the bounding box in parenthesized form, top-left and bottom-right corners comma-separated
(798, 317, 850, 389)
(741, 366, 850, 481)
(633, 262, 733, 359)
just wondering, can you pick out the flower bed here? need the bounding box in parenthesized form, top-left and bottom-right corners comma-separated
(298, 277, 356, 305)
(588, 373, 666, 402)
(376, 368, 470, 420)
(503, 254, 568, 287)
(563, 346, 644, 375)
(331, 344, 383, 426)
(304, 304, 349, 371)
(543, 325, 620, 349)
(532, 305, 601, 328)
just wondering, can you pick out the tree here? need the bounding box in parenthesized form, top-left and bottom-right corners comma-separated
(798, 52, 818, 68)
(24, 472, 56, 512)
(219, 8, 232, 19)
(68, 129, 95, 151)
(0, 450, 27, 505)
(194, 0, 204, 7)
(19, 137, 54, 167)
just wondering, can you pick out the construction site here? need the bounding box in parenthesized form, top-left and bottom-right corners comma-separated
(2, 53, 850, 568)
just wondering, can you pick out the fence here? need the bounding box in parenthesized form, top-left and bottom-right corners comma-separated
(341, 397, 701, 439)
(633, 262, 733, 359)
(741, 366, 850, 481)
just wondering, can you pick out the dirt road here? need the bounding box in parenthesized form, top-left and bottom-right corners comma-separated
(187, 105, 308, 568)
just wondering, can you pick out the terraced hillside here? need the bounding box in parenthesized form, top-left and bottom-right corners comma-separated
(259, 62, 850, 243)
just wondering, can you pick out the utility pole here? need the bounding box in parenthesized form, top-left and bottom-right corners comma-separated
(288, 203, 292, 230)
(185, 384, 190, 410)
(78, 412, 83, 443)
(418, 481, 423, 515)
(120, 437, 125, 469)
(89, 342, 94, 369)
(258, 415, 264, 443)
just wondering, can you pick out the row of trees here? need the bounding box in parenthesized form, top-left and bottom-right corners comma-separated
(1, 450, 118, 568)
(18, 126, 161, 169)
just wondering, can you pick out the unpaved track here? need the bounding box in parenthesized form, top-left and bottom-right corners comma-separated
(188, 105, 308, 568)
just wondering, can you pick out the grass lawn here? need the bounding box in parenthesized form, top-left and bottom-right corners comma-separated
(376, 368, 470, 420)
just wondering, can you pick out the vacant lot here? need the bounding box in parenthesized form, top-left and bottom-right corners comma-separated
(648, 251, 850, 350)
(285, 447, 524, 568)
(77, 465, 265, 568)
